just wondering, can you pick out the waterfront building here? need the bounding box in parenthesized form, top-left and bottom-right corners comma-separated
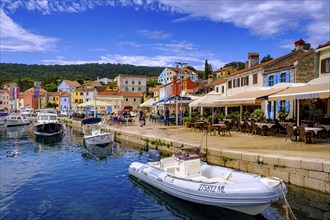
(263, 39, 316, 119)
(47, 92, 61, 110)
(0, 89, 11, 110)
(158, 67, 199, 85)
(122, 92, 143, 111)
(97, 90, 124, 114)
(59, 92, 71, 113)
(213, 66, 236, 79)
(58, 80, 81, 93)
(24, 87, 48, 109)
(115, 74, 147, 93)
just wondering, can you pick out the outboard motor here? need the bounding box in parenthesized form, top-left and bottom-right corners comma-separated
(147, 150, 161, 162)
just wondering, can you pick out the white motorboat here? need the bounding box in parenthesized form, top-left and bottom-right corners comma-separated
(129, 147, 287, 216)
(20, 107, 37, 123)
(34, 112, 65, 137)
(81, 118, 114, 148)
(5, 113, 31, 127)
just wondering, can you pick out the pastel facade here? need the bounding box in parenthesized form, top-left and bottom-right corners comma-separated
(0, 89, 11, 110)
(60, 92, 71, 112)
(158, 67, 199, 85)
(58, 80, 81, 93)
(116, 74, 147, 93)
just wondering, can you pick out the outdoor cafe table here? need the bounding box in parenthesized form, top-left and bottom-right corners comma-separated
(293, 126, 324, 135)
(212, 123, 228, 136)
(320, 124, 330, 132)
(255, 123, 275, 129)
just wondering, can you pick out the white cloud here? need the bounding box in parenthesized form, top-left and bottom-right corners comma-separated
(40, 53, 223, 70)
(137, 29, 172, 40)
(3, 0, 329, 46)
(0, 9, 58, 52)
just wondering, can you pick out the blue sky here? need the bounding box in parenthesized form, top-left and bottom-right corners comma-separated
(1, 0, 329, 71)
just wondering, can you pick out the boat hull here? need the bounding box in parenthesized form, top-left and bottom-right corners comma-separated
(129, 162, 285, 215)
(34, 122, 64, 137)
(83, 133, 114, 148)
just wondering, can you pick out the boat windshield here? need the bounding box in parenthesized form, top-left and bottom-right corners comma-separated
(49, 116, 57, 120)
(174, 147, 200, 160)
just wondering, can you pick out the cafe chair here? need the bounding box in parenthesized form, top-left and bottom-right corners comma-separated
(297, 126, 315, 144)
(285, 125, 298, 142)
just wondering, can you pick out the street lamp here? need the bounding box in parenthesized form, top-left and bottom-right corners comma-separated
(175, 62, 188, 125)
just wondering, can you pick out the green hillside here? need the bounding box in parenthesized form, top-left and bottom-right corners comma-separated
(0, 63, 164, 86)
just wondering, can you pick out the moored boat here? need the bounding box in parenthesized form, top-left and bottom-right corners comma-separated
(5, 113, 30, 127)
(34, 111, 65, 137)
(129, 147, 287, 216)
(81, 117, 114, 148)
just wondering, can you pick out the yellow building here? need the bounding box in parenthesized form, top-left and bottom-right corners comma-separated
(213, 66, 236, 78)
(48, 92, 61, 110)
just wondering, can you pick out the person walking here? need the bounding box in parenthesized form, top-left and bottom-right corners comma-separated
(165, 107, 170, 126)
(139, 109, 144, 127)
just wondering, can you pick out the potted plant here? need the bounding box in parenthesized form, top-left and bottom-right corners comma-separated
(182, 117, 192, 127)
(251, 109, 265, 121)
(278, 107, 289, 122)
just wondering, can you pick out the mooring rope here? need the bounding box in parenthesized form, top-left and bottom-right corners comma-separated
(270, 177, 297, 220)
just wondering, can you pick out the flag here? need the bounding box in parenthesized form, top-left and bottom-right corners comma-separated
(34, 87, 40, 98)
(34, 81, 41, 98)
(12, 87, 19, 99)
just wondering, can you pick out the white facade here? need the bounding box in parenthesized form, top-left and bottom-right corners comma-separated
(158, 67, 199, 85)
(117, 75, 147, 93)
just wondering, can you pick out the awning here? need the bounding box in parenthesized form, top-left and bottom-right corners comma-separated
(214, 87, 286, 105)
(78, 100, 111, 107)
(268, 83, 330, 101)
(189, 91, 224, 107)
(152, 95, 191, 106)
(139, 98, 157, 107)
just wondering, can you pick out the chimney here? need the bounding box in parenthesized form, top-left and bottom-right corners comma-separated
(208, 74, 213, 84)
(294, 39, 305, 51)
(248, 52, 259, 68)
(172, 75, 178, 95)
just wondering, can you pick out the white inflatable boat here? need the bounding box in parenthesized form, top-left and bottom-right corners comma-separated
(129, 147, 287, 216)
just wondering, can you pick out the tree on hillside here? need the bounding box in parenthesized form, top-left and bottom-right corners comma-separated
(43, 83, 58, 92)
(260, 54, 273, 63)
(224, 61, 245, 70)
(204, 59, 212, 80)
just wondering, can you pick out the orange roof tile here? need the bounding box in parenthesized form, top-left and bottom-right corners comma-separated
(63, 80, 81, 87)
(316, 41, 330, 49)
(123, 92, 143, 97)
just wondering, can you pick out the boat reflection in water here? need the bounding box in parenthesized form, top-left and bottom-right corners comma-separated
(82, 144, 126, 160)
(34, 132, 64, 145)
(129, 175, 262, 220)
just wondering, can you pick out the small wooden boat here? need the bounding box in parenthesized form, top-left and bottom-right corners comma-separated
(129, 147, 287, 216)
(81, 118, 114, 148)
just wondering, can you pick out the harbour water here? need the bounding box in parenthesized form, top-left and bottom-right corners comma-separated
(0, 125, 328, 220)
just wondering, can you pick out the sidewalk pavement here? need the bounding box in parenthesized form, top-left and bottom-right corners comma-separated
(108, 118, 330, 160)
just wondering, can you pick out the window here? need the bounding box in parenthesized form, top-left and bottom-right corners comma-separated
(76, 92, 78, 95)
(132, 87, 135, 91)
(64, 98, 66, 102)
(216, 87, 219, 93)
(86, 92, 89, 95)
(132, 80, 135, 84)
(228, 80, 232, 89)
(126, 87, 128, 91)
(253, 74, 258, 84)
(233, 78, 240, 88)
(269, 75, 274, 86)
(221, 86, 224, 93)
(134, 98, 136, 102)
(75, 99, 78, 102)
(125, 80, 128, 84)
(280, 73, 286, 82)
(241, 76, 249, 86)
(138, 87, 141, 91)
(80, 92, 83, 95)
(321, 58, 330, 73)
(138, 81, 141, 85)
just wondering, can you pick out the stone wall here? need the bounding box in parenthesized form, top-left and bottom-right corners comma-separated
(296, 51, 318, 83)
(63, 118, 329, 194)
